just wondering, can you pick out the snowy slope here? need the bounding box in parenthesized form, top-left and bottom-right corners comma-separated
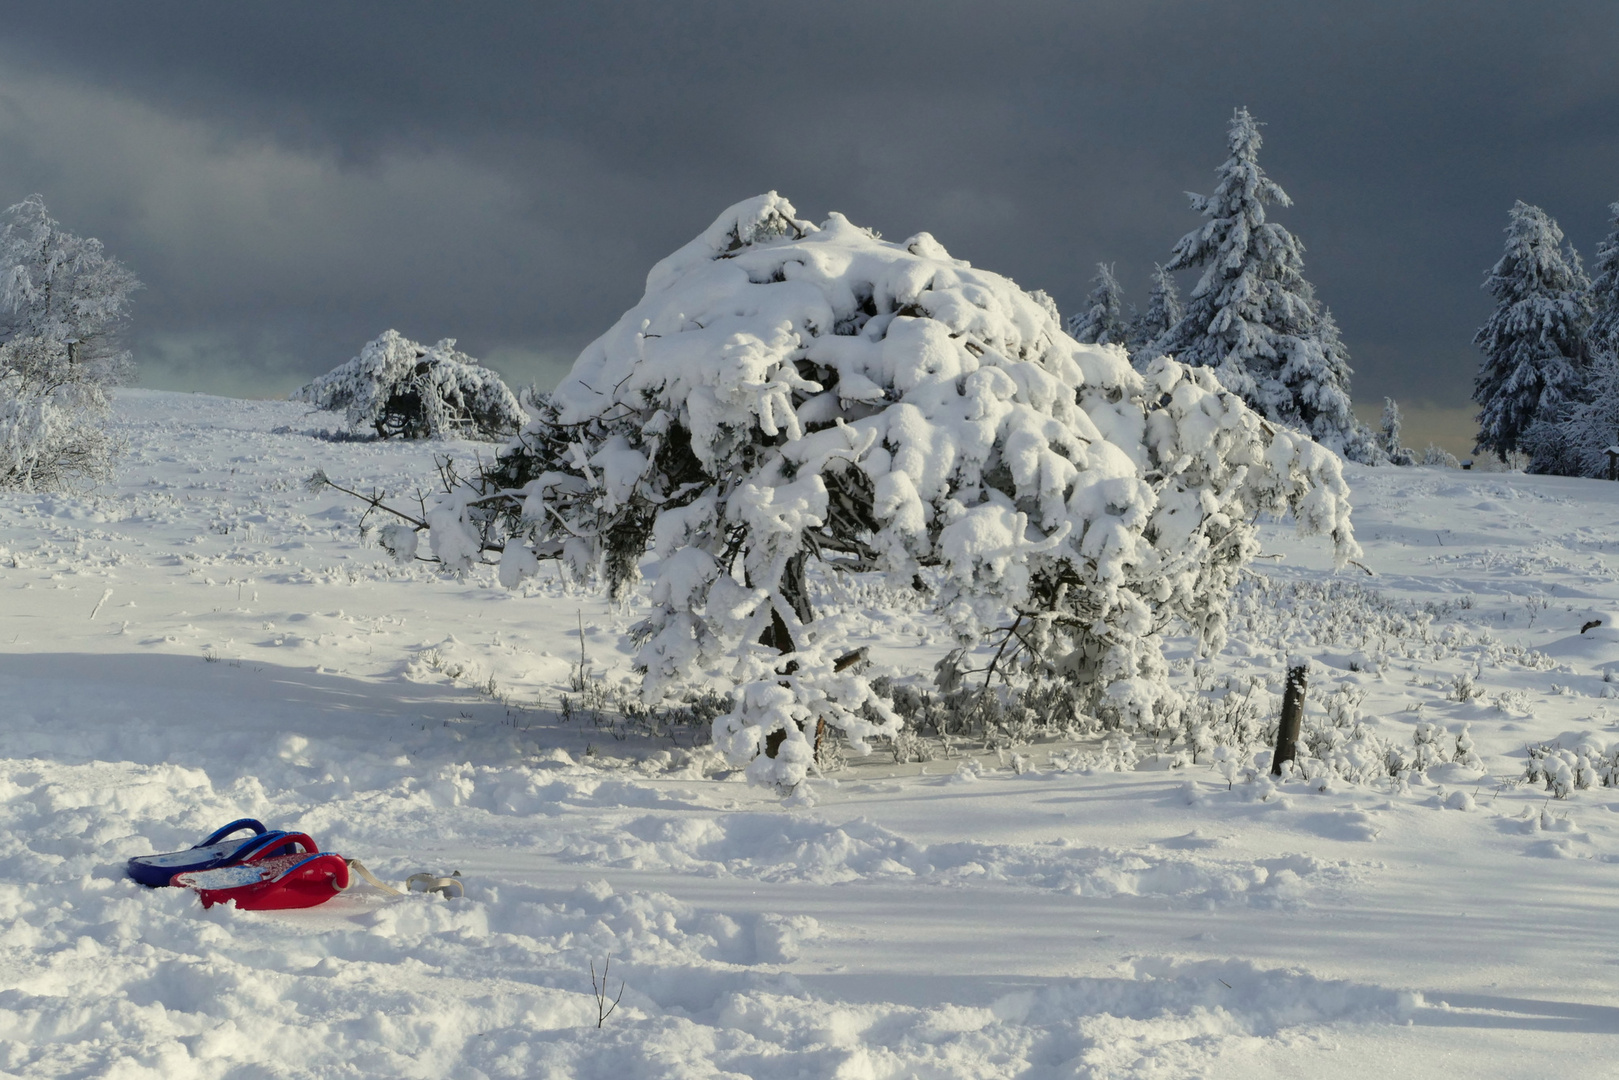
(1, 390, 1617, 1078)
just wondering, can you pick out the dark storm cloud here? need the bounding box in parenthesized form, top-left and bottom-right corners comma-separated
(0, 0, 1615, 442)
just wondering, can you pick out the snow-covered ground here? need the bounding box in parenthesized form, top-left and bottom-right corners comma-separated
(3, 389, 1618, 1078)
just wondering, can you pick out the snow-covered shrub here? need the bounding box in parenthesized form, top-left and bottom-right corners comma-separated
(874, 673, 1098, 748)
(1420, 444, 1460, 469)
(1520, 737, 1619, 796)
(294, 330, 524, 440)
(389, 193, 1357, 790)
(1050, 732, 1139, 774)
(0, 195, 140, 491)
(1522, 740, 1618, 797)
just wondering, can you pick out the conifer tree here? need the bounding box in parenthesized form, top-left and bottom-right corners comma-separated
(1379, 397, 1415, 465)
(1156, 109, 1364, 455)
(1589, 201, 1619, 357)
(1065, 262, 1126, 347)
(1522, 351, 1619, 477)
(1472, 201, 1592, 461)
(1128, 264, 1182, 362)
(1379, 397, 1402, 457)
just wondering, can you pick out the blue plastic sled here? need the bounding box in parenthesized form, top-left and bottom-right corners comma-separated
(126, 818, 298, 888)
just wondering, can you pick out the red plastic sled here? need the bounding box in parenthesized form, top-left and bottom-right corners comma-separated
(172, 832, 350, 910)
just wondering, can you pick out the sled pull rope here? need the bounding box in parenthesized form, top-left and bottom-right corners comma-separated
(343, 859, 464, 899)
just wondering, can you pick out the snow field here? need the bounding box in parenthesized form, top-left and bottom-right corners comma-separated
(2, 390, 1619, 1076)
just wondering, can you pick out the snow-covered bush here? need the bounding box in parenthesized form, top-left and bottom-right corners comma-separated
(391, 193, 1358, 790)
(1523, 740, 1619, 797)
(1420, 444, 1460, 469)
(294, 330, 524, 440)
(0, 195, 140, 491)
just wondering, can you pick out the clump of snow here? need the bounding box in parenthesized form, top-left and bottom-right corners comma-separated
(294, 329, 525, 441)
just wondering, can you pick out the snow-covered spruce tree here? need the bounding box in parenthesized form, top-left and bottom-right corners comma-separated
(1126, 263, 1182, 363)
(294, 330, 524, 440)
(1472, 201, 1592, 463)
(1378, 398, 1415, 465)
(1521, 351, 1619, 477)
(1590, 201, 1619, 357)
(1155, 109, 1370, 458)
(1527, 206, 1619, 476)
(395, 194, 1357, 790)
(1064, 263, 1127, 347)
(1294, 302, 1383, 463)
(0, 195, 140, 491)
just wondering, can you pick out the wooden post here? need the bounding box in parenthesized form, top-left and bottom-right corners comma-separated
(1271, 662, 1307, 776)
(1606, 446, 1619, 481)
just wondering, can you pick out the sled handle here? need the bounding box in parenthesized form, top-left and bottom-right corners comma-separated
(270, 852, 350, 889)
(198, 818, 268, 847)
(239, 832, 319, 862)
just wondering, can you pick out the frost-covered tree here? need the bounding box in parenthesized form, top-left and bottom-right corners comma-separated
(1419, 444, 1460, 469)
(357, 194, 1357, 790)
(1287, 302, 1381, 461)
(1472, 201, 1592, 461)
(1590, 201, 1619, 357)
(1378, 398, 1415, 466)
(1379, 397, 1401, 454)
(1521, 352, 1619, 477)
(1127, 263, 1182, 362)
(294, 330, 524, 440)
(0, 195, 140, 490)
(1156, 109, 1366, 456)
(1065, 263, 1127, 347)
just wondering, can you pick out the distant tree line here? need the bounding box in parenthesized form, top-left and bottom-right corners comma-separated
(1470, 200, 1619, 477)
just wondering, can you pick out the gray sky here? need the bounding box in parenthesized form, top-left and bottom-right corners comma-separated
(2, 2, 1615, 451)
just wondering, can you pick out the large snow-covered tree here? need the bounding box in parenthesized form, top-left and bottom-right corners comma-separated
(1155, 109, 1368, 458)
(0, 195, 140, 490)
(1127, 263, 1182, 363)
(1065, 263, 1126, 347)
(369, 194, 1357, 790)
(1472, 201, 1592, 461)
(294, 330, 525, 440)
